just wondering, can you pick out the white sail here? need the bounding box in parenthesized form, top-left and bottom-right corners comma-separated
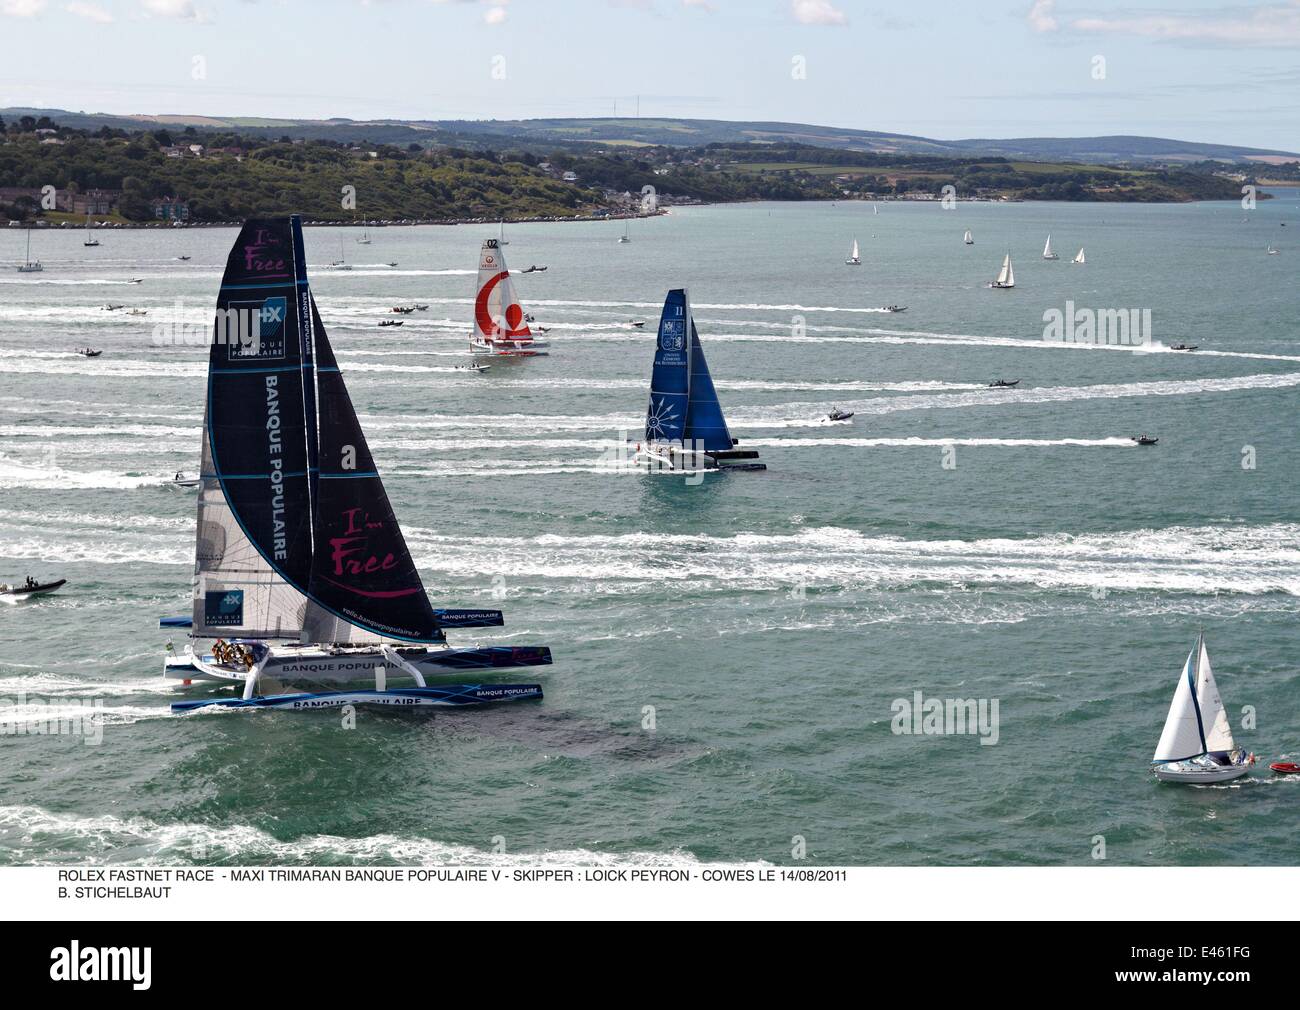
(191, 420, 309, 640)
(1196, 639, 1236, 753)
(963, 230, 973, 244)
(995, 253, 1014, 287)
(848, 239, 860, 261)
(474, 239, 533, 346)
(1073, 248, 1086, 264)
(1153, 643, 1206, 762)
(1043, 234, 1054, 258)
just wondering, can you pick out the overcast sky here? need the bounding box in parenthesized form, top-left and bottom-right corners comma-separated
(1, 0, 1297, 150)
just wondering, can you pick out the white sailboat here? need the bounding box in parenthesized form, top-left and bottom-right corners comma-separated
(1042, 234, 1059, 260)
(1072, 248, 1086, 264)
(618, 219, 630, 243)
(327, 236, 352, 270)
(1153, 633, 1254, 783)
(872, 204, 879, 215)
(356, 224, 371, 245)
(499, 220, 510, 245)
(989, 252, 1014, 289)
(845, 238, 861, 265)
(1266, 244, 1279, 255)
(163, 217, 552, 712)
(470, 237, 549, 359)
(16, 228, 43, 272)
(83, 214, 100, 247)
(963, 229, 974, 245)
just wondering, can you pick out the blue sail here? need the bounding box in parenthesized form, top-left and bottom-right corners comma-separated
(683, 319, 733, 451)
(645, 288, 691, 442)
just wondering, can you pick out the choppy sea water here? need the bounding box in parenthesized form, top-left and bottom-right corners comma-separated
(1, 194, 1297, 866)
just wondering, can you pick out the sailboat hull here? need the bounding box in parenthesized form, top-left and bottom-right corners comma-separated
(165, 643, 552, 684)
(172, 684, 543, 713)
(470, 338, 549, 359)
(1154, 760, 1251, 784)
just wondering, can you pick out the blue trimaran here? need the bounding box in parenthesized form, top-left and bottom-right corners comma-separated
(163, 217, 552, 712)
(635, 288, 765, 473)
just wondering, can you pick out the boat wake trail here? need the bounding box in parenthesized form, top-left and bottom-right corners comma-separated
(744, 436, 1137, 448)
(0, 453, 171, 491)
(401, 523, 1300, 597)
(0, 805, 727, 867)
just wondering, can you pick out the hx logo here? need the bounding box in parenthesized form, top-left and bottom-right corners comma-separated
(205, 589, 244, 626)
(227, 296, 287, 360)
(49, 942, 152, 990)
(660, 318, 685, 351)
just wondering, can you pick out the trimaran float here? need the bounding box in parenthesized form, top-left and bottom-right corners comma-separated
(469, 238, 549, 360)
(635, 289, 764, 473)
(161, 217, 552, 712)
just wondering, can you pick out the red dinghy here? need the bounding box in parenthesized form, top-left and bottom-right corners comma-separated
(1269, 762, 1300, 775)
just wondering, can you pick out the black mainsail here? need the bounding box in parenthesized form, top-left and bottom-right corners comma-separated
(192, 216, 440, 644)
(303, 295, 441, 643)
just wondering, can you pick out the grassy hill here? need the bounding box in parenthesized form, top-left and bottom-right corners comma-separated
(3, 108, 1296, 165)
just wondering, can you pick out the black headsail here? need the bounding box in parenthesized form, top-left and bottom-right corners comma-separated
(193, 218, 314, 638)
(302, 295, 442, 643)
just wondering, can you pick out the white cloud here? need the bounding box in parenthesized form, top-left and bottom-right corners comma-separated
(484, 4, 506, 23)
(1070, 3, 1300, 47)
(791, 0, 846, 25)
(140, 0, 202, 20)
(1028, 0, 1058, 33)
(683, 0, 715, 11)
(66, 1, 112, 21)
(2, 0, 47, 17)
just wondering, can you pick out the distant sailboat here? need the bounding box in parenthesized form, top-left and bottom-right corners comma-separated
(989, 252, 1014, 289)
(1072, 248, 1086, 265)
(499, 220, 510, 245)
(1152, 633, 1254, 783)
(872, 204, 879, 215)
(618, 219, 630, 243)
(356, 224, 371, 245)
(1042, 234, 1059, 260)
(637, 289, 764, 473)
(83, 214, 100, 247)
(470, 238, 549, 359)
(963, 229, 974, 245)
(328, 236, 352, 270)
(16, 228, 42, 272)
(1266, 244, 1279, 255)
(846, 239, 861, 265)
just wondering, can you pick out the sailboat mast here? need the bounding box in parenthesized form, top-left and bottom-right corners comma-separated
(291, 217, 320, 542)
